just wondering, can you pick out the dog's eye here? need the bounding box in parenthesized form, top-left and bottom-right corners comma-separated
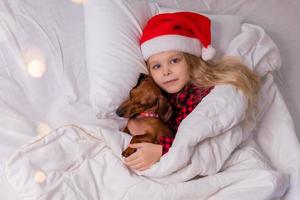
(139, 101, 147, 106)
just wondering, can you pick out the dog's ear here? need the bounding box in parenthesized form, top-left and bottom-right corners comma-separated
(156, 95, 173, 122)
(134, 73, 148, 88)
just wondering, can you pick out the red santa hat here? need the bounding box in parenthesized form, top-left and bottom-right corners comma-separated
(140, 12, 216, 61)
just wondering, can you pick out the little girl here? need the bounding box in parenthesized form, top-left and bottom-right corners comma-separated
(124, 12, 260, 171)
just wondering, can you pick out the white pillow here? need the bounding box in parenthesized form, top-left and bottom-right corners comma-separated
(84, 0, 153, 118)
(85, 1, 242, 118)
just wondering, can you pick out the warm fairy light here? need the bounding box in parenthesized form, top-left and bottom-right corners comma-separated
(34, 171, 46, 183)
(27, 59, 46, 78)
(36, 122, 52, 137)
(71, 0, 86, 4)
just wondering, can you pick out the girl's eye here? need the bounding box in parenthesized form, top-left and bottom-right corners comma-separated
(151, 64, 160, 70)
(170, 58, 180, 64)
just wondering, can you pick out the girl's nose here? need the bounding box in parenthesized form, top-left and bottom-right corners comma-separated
(162, 66, 171, 76)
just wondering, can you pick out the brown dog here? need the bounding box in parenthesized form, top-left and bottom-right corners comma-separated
(116, 73, 173, 157)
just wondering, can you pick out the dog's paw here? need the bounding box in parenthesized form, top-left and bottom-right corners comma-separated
(122, 147, 136, 157)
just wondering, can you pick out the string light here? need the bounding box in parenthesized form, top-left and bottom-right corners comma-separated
(27, 59, 46, 78)
(34, 171, 46, 183)
(71, 0, 87, 4)
(36, 122, 52, 137)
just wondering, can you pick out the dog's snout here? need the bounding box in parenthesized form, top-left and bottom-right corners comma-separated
(116, 107, 124, 117)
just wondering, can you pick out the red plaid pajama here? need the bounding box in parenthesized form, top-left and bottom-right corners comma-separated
(159, 83, 213, 154)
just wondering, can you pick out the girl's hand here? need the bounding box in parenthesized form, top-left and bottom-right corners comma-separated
(124, 143, 162, 171)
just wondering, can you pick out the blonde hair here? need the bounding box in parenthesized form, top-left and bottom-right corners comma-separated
(183, 53, 260, 106)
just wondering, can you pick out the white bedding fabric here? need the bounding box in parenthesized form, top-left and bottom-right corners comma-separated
(1, 0, 300, 200)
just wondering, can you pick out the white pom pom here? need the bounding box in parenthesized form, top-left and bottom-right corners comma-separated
(201, 45, 216, 61)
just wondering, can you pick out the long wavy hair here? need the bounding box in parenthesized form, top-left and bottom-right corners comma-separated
(183, 53, 261, 107)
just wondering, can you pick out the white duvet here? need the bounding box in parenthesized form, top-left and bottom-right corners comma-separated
(4, 24, 292, 199)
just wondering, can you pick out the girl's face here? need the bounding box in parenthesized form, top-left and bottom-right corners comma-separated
(147, 51, 190, 94)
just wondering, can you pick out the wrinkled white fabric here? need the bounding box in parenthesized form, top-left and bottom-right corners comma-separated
(4, 24, 291, 199)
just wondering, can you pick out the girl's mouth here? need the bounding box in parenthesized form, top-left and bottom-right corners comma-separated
(163, 79, 177, 85)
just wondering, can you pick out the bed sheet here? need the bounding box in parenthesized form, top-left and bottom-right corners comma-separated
(0, 0, 103, 199)
(0, 0, 299, 199)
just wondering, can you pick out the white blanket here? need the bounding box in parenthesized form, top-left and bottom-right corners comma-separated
(4, 24, 291, 199)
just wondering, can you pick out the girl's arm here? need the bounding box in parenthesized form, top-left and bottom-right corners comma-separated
(124, 119, 165, 171)
(175, 84, 249, 146)
(172, 84, 252, 175)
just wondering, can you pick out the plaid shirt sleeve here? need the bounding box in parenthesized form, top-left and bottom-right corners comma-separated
(159, 135, 174, 155)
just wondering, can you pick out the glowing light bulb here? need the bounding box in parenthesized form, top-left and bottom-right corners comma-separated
(34, 171, 46, 183)
(71, 0, 86, 4)
(27, 59, 46, 78)
(37, 123, 52, 137)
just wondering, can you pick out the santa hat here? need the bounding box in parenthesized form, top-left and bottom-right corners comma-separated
(140, 12, 216, 61)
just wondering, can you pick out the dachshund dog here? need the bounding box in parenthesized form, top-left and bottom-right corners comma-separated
(116, 73, 173, 157)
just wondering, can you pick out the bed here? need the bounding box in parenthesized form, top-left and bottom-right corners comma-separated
(0, 0, 299, 199)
